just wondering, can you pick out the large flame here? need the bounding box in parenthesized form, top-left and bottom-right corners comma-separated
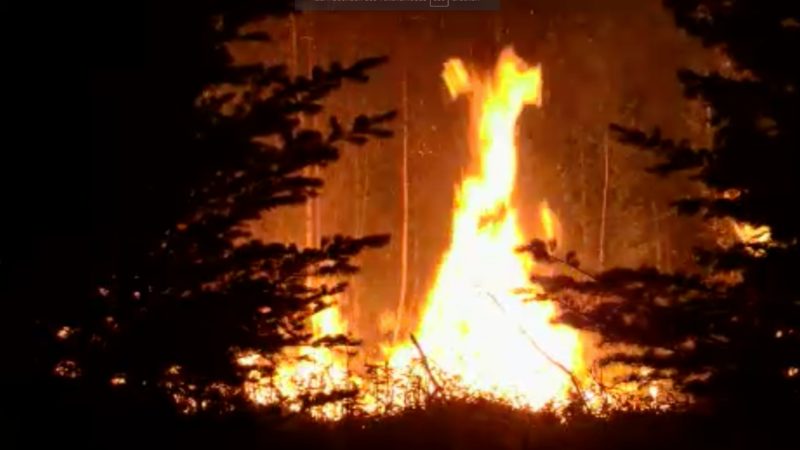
(385, 47, 583, 409)
(244, 47, 587, 418)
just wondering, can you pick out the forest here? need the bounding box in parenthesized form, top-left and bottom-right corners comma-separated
(5, 0, 798, 448)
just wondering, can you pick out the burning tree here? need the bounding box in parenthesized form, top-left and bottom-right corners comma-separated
(525, 0, 799, 414)
(40, 0, 393, 416)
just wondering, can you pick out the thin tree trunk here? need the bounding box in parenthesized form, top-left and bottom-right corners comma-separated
(314, 164, 321, 245)
(360, 146, 370, 237)
(354, 100, 369, 329)
(290, 16, 314, 250)
(393, 69, 410, 344)
(598, 129, 610, 268)
(651, 200, 662, 270)
(285, 16, 301, 244)
(350, 97, 361, 319)
(290, 15, 299, 77)
(301, 33, 317, 248)
(310, 28, 320, 246)
(663, 217, 673, 273)
(579, 136, 588, 257)
(412, 221, 419, 310)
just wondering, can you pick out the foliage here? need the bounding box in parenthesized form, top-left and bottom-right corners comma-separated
(523, 0, 800, 413)
(16, 0, 393, 416)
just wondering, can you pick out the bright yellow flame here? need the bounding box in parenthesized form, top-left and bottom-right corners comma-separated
(540, 201, 556, 243)
(726, 189, 772, 249)
(648, 385, 659, 399)
(733, 222, 771, 245)
(386, 47, 582, 409)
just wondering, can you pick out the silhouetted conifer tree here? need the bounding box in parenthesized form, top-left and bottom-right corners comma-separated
(524, 0, 799, 414)
(15, 0, 393, 427)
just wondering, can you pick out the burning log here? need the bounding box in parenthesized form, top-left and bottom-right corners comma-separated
(410, 333, 444, 397)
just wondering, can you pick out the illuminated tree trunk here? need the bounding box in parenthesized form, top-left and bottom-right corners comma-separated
(579, 135, 589, 260)
(393, 68, 410, 344)
(301, 32, 319, 248)
(280, 15, 300, 244)
(290, 16, 314, 249)
(359, 144, 370, 239)
(651, 200, 662, 270)
(353, 101, 369, 328)
(598, 129, 610, 268)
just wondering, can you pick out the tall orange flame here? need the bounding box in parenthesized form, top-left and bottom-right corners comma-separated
(386, 47, 583, 409)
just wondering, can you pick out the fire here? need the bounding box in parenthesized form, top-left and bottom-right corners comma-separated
(385, 47, 583, 409)
(733, 222, 772, 245)
(245, 47, 587, 418)
(725, 189, 772, 249)
(243, 295, 355, 418)
(540, 201, 557, 244)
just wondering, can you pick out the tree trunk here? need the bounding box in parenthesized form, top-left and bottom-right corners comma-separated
(301, 33, 318, 248)
(283, 16, 300, 244)
(350, 96, 362, 320)
(651, 200, 662, 270)
(393, 69, 410, 344)
(579, 135, 588, 260)
(354, 100, 370, 331)
(598, 129, 610, 268)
